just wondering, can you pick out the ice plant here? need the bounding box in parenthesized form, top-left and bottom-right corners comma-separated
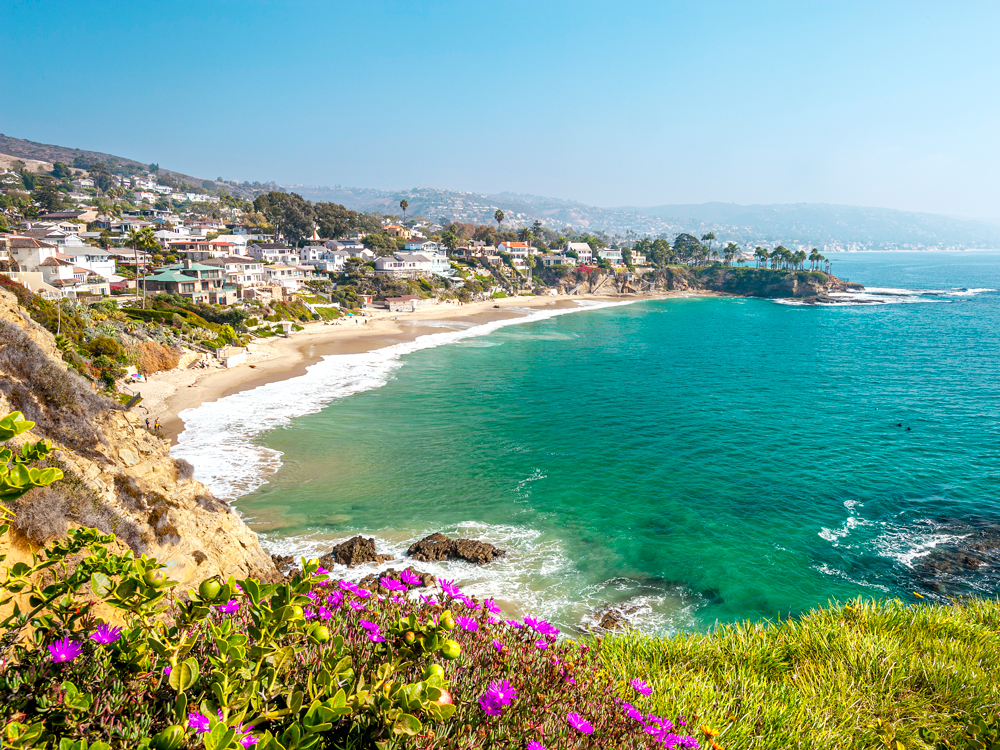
(478, 693, 504, 717)
(483, 597, 501, 614)
(455, 616, 479, 632)
(487, 678, 517, 705)
(439, 578, 460, 598)
(90, 623, 123, 645)
(317, 606, 332, 620)
(188, 711, 211, 733)
(346, 599, 365, 612)
(631, 678, 653, 697)
(534, 639, 549, 650)
(218, 599, 240, 614)
(492, 639, 505, 653)
(567, 711, 595, 735)
(400, 569, 423, 586)
(380, 577, 408, 593)
(47, 638, 81, 663)
(527, 743, 546, 750)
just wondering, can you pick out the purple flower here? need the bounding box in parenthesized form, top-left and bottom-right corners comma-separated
(305, 590, 318, 601)
(368, 630, 386, 643)
(630, 678, 652, 697)
(455, 616, 479, 632)
(400, 569, 422, 586)
(439, 578, 461, 598)
(240, 735, 259, 748)
(567, 712, 594, 735)
(353, 588, 371, 599)
(317, 606, 332, 620)
(622, 701, 644, 722)
(527, 743, 546, 750)
(478, 693, 504, 717)
(419, 594, 438, 605)
(339, 580, 358, 593)
(90, 624, 123, 645)
(163, 666, 172, 676)
(492, 639, 505, 653)
(488, 679, 517, 705)
(303, 608, 316, 620)
(347, 599, 365, 612)
(47, 638, 81, 663)
(534, 639, 549, 650)
(188, 711, 211, 733)
(458, 594, 480, 609)
(326, 591, 344, 607)
(505, 619, 524, 629)
(381, 577, 408, 593)
(483, 598, 501, 614)
(218, 599, 240, 614)
(316, 566, 329, 575)
(359, 619, 380, 632)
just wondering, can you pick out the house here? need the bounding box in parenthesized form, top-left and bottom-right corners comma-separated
(383, 224, 413, 240)
(541, 255, 573, 268)
(404, 240, 444, 253)
(61, 247, 115, 280)
(598, 248, 624, 265)
(497, 242, 536, 259)
(325, 239, 367, 255)
(166, 241, 230, 260)
(375, 253, 434, 278)
(142, 260, 238, 305)
(36, 257, 110, 296)
(7, 237, 59, 272)
(263, 264, 305, 291)
(202, 256, 265, 295)
(384, 294, 429, 312)
(19, 225, 88, 249)
(247, 243, 297, 264)
(298, 246, 328, 264)
(37, 209, 99, 224)
(630, 252, 647, 266)
(564, 242, 593, 264)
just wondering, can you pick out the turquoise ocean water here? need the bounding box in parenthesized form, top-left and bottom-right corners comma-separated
(174, 252, 1000, 633)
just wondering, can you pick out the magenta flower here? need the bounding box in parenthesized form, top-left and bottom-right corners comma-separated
(326, 591, 344, 607)
(527, 743, 546, 750)
(305, 590, 318, 601)
(303, 608, 316, 620)
(368, 630, 386, 643)
(567, 712, 594, 735)
(347, 599, 365, 612)
(317, 606, 332, 620)
(478, 693, 504, 717)
(339, 580, 358, 593)
(400, 569, 422, 586)
(188, 711, 211, 733)
(316, 566, 329, 575)
(218, 599, 240, 614)
(353, 588, 371, 599)
(455, 616, 479, 632)
(380, 577, 408, 593)
(492, 639, 505, 653)
(534, 639, 549, 650)
(505, 619, 524, 629)
(439, 578, 460, 598)
(483, 598, 501, 614)
(240, 735, 259, 748)
(622, 701, 645, 722)
(90, 624, 123, 645)
(419, 593, 438, 605)
(630, 678, 652, 697)
(458, 594, 480, 609)
(47, 638, 81, 663)
(163, 665, 172, 676)
(487, 679, 517, 705)
(359, 619, 380, 632)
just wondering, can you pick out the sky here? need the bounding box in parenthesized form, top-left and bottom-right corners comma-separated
(3, 0, 999, 218)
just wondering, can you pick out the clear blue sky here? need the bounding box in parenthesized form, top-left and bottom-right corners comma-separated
(3, 0, 999, 218)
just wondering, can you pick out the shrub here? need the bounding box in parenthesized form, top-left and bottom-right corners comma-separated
(9, 485, 69, 544)
(129, 341, 182, 375)
(174, 457, 195, 481)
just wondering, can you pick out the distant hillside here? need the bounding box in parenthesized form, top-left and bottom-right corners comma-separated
(0, 133, 263, 199)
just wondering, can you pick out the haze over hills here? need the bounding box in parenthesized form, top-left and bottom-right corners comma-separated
(3, 132, 998, 250)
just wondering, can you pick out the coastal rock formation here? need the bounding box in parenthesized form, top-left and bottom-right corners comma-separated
(271, 554, 299, 579)
(407, 532, 506, 565)
(588, 603, 640, 632)
(321, 535, 393, 568)
(913, 523, 1000, 586)
(0, 289, 280, 594)
(358, 566, 435, 591)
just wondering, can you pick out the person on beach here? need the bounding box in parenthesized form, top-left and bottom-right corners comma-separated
(145, 418, 150, 429)
(154, 418, 161, 431)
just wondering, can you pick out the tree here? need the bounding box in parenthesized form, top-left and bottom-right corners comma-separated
(399, 199, 409, 222)
(314, 202, 360, 239)
(50, 162, 72, 181)
(33, 177, 65, 212)
(253, 191, 315, 246)
(723, 242, 739, 266)
(440, 231, 460, 253)
(672, 233, 702, 264)
(701, 232, 716, 256)
(494, 209, 505, 233)
(89, 162, 115, 193)
(754, 247, 769, 268)
(149, 163, 159, 173)
(518, 227, 533, 245)
(125, 226, 160, 309)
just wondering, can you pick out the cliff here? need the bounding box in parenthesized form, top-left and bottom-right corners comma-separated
(0, 287, 278, 589)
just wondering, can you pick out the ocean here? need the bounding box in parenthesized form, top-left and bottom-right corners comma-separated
(172, 252, 1000, 634)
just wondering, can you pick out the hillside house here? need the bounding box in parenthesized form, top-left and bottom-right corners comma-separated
(142, 260, 237, 305)
(565, 242, 593, 264)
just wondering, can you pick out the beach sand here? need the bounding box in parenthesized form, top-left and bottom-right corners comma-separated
(134, 293, 665, 443)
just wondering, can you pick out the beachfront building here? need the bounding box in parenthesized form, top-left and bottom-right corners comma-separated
(384, 294, 430, 312)
(403, 240, 444, 254)
(541, 255, 574, 268)
(201, 255, 266, 296)
(383, 224, 413, 240)
(59, 247, 115, 280)
(374, 254, 431, 278)
(598, 248, 624, 266)
(263, 264, 306, 292)
(629, 252, 647, 266)
(497, 242, 537, 260)
(142, 260, 238, 305)
(564, 242, 593, 264)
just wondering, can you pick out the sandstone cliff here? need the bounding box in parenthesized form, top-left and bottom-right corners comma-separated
(0, 288, 278, 589)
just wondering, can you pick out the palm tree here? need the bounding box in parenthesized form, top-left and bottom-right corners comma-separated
(494, 209, 505, 233)
(723, 242, 739, 266)
(754, 247, 768, 268)
(125, 226, 159, 309)
(701, 232, 716, 256)
(808, 248, 821, 270)
(399, 199, 409, 223)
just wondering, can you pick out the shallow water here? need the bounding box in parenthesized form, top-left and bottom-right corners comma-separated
(174, 252, 1000, 634)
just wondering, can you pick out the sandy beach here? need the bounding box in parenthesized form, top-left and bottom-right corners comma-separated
(133, 292, 671, 443)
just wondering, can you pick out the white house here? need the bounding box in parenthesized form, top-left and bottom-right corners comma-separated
(497, 242, 536, 259)
(374, 254, 432, 278)
(404, 240, 444, 254)
(61, 247, 115, 280)
(248, 243, 295, 264)
(598, 248, 624, 265)
(564, 242, 593, 264)
(203, 255, 265, 294)
(264, 264, 305, 291)
(299, 246, 328, 263)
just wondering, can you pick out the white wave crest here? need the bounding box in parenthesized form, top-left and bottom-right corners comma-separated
(171, 300, 635, 500)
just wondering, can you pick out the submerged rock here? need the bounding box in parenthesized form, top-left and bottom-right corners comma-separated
(407, 533, 505, 565)
(588, 603, 641, 632)
(358, 566, 435, 592)
(321, 536, 393, 568)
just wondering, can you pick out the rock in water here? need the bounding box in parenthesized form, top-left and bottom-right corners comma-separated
(321, 536, 393, 568)
(407, 533, 506, 565)
(271, 554, 298, 579)
(588, 603, 641, 632)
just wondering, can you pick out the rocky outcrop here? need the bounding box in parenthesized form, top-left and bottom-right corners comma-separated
(407, 533, 506, 565)
(693, 268, 863, 299)
(587, 602, 641, 632)
(0, 288, 280, 592)
(320, 536, 393, 568)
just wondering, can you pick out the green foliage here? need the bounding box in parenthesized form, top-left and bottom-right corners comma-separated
(0, 412, 63, 514)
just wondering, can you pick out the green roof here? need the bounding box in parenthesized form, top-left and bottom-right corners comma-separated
(145, 271, 194, 283)
(162, 262, 218, 272)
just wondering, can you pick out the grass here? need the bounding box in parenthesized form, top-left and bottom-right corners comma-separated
(598, 597, 1000, 749)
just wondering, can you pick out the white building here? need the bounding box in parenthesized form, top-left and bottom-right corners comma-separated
(264, 264, 305, 291)
(202, 255, 265, 294)
(565, 242, 593, 264)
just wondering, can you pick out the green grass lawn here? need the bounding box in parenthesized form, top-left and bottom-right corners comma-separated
(599, 597, 1000, 749)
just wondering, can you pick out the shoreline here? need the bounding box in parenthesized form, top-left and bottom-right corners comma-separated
(138, 291, 682, 444)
